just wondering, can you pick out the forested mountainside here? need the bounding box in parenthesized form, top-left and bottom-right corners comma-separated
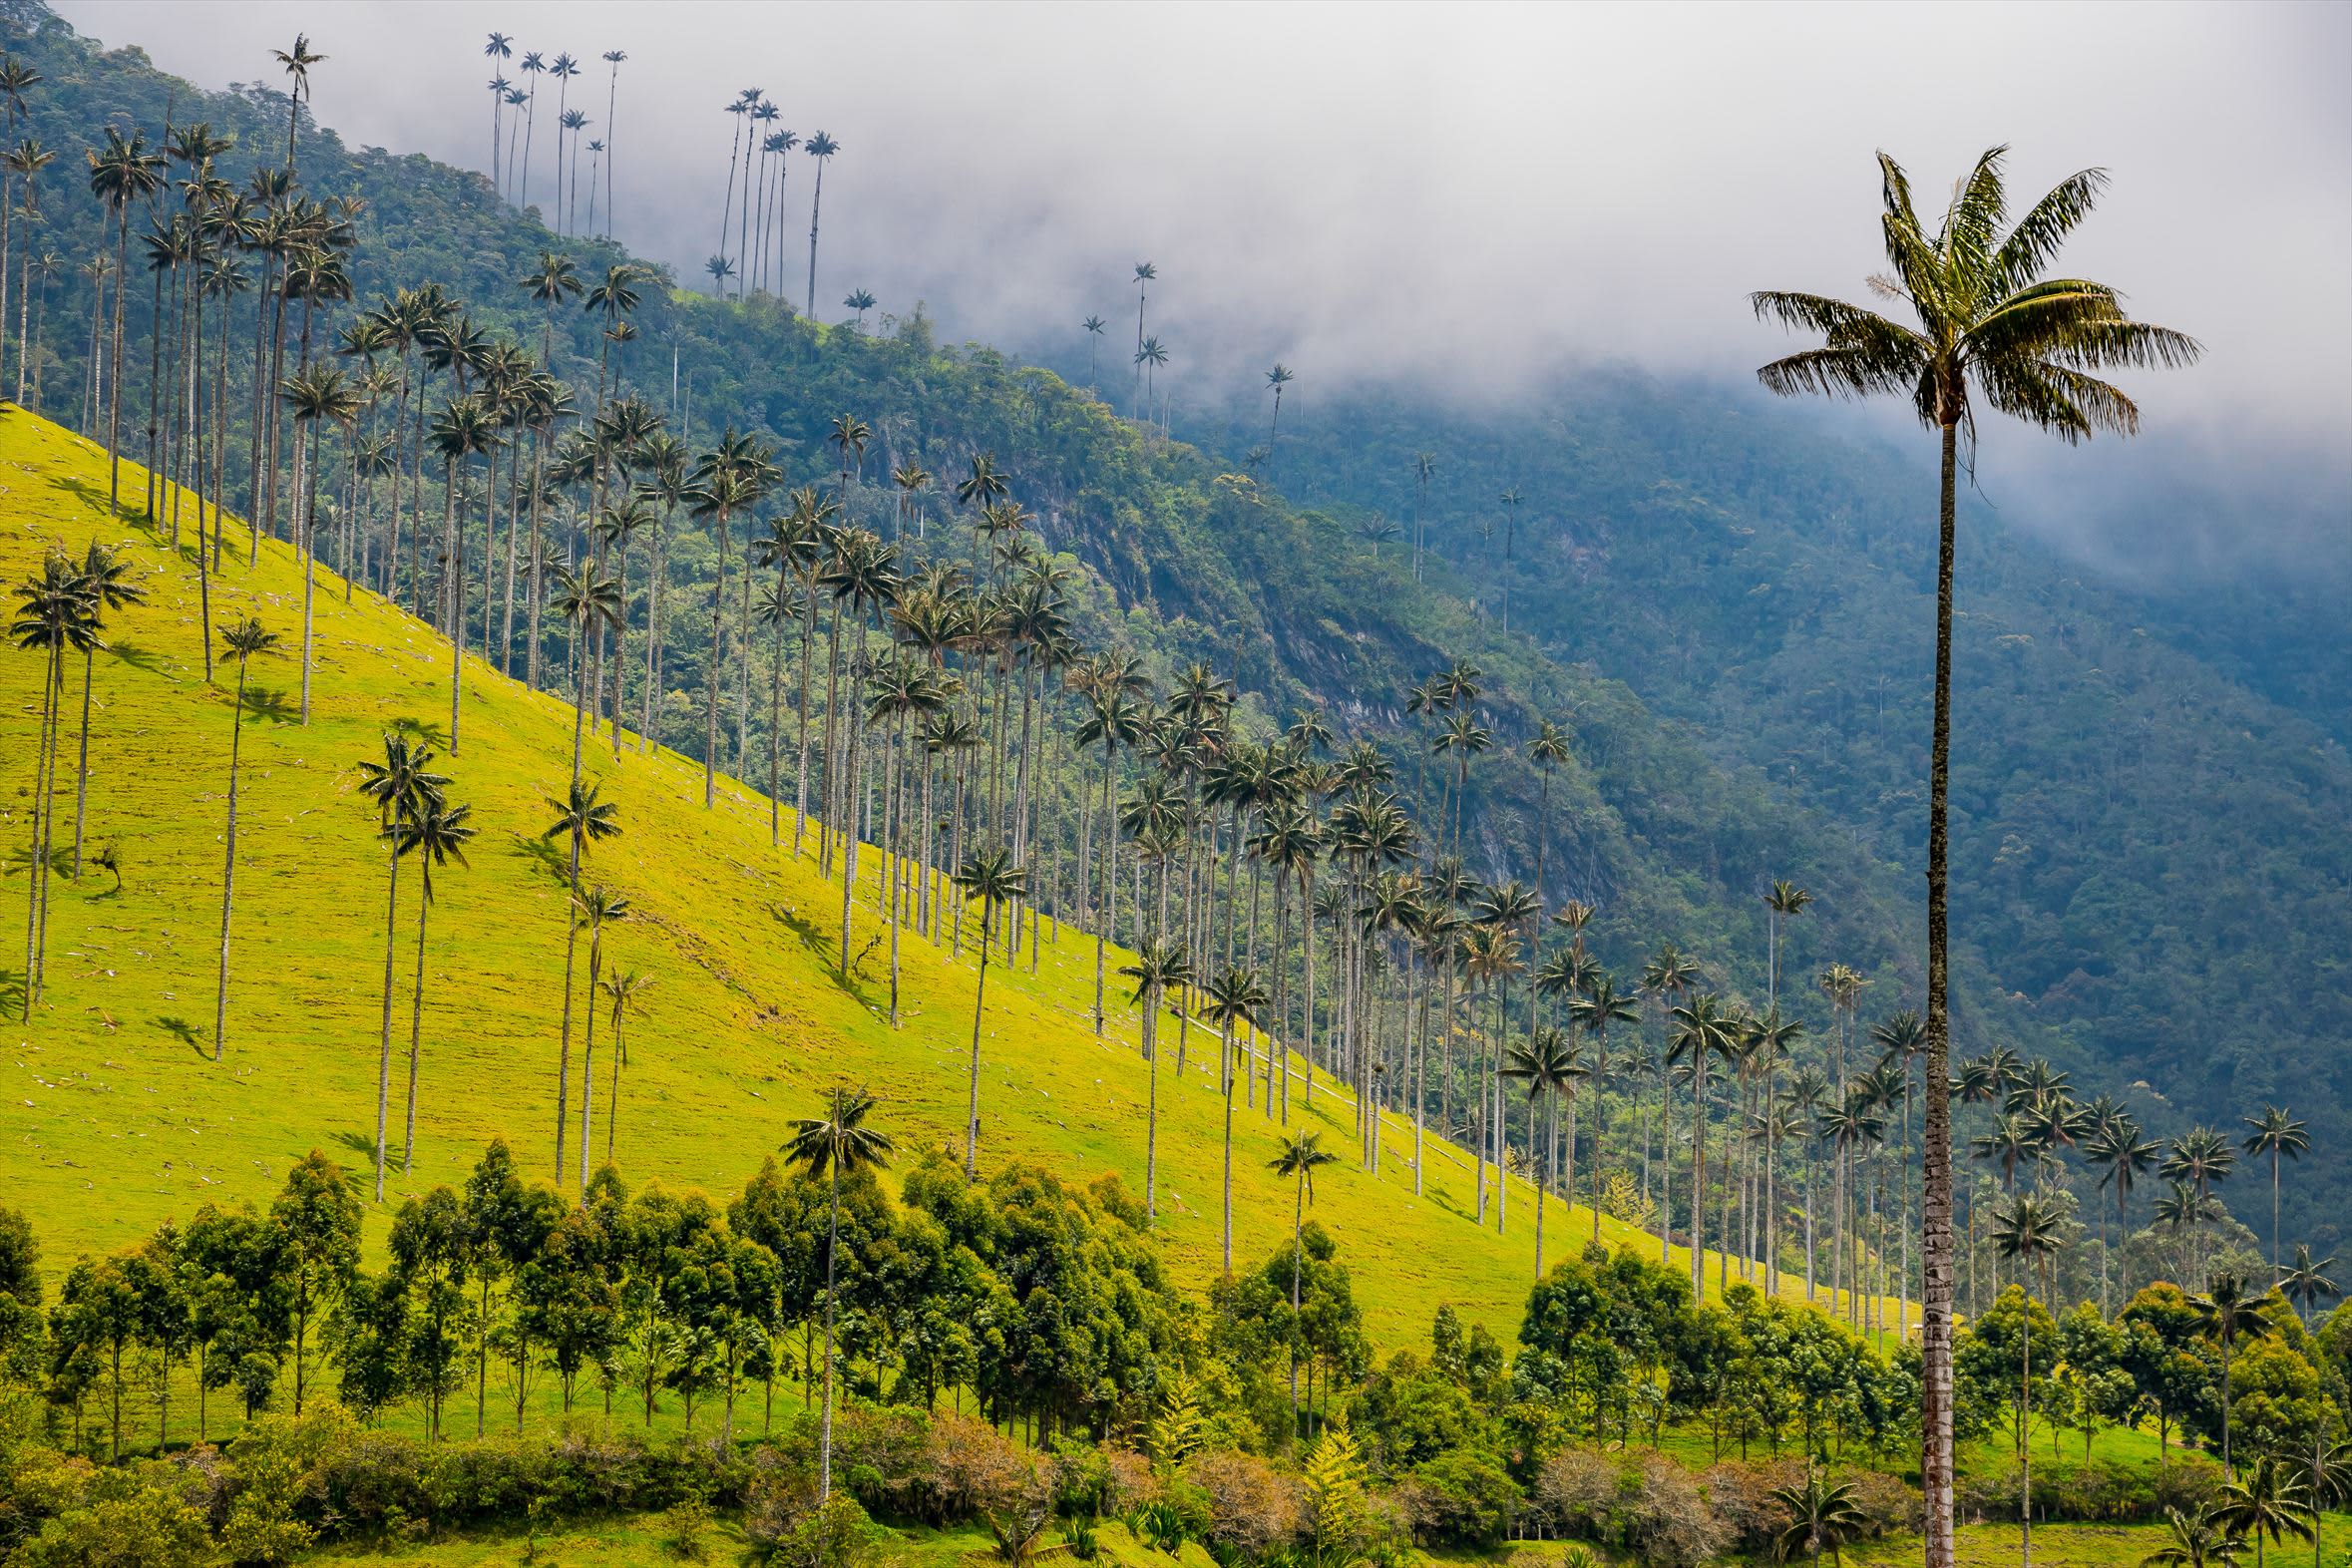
(1187, 382, 2352, 1250)
(2, 0, 2340, 1259)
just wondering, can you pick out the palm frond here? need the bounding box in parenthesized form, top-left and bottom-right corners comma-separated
(1944, 145, 2010, 280)
(1756, 344, 1923, 404)
(1974, 357, 2103, 444)
(1874, 153, 1947, 317)
(1990, 167, 2110, 294)
(2041, 316, 2203, 375)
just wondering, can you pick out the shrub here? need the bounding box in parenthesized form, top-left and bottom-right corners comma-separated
(1698, 1457, 1805, 1553)
(1402, 1447, 1520, 1548)
(1530, 1447, 1617, 1541)
(753, 1491, 885, 1568)
(1187, 1448, 1304, 1555)
(915, 1411, 1043, 1525)
(18, 1459, 212, 1568)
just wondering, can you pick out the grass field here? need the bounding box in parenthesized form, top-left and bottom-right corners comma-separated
(0, 405, 1911, 1361)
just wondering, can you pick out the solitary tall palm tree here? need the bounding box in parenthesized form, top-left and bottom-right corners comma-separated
(1568, 975, 1639, 1243)
(803, 132, 839, 317)
(2278, 1244, 2339, 1326)
(393, 797, 473, 1184)
(270, 33, 325, 177)
(211, 617, 278, 1060)
(1268, 1129, 1338, 1429)
(1753, 151, 2198, 1566)
(2239, 1106, 2307, 1279)
(356, 733, 448, 1201)
(782, 1086, 893, 1500)
(1130, 263, 1157, 413)
(1264, 362, 1295, 460)
(952, 846, 1024, 1181)
(1119, 940, 1194, 1222)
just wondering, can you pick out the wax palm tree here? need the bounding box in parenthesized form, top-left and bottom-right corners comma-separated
(2191, 1272, 2277, 1475)
(1121, 940, 1196, 1222)
(86, 127, 164, 516)
(1995, 1193, 2065, 1567)
(572, 885, 629, 1193)
(2085, 1115, 2159, 1316)
(2140, 1505, 2243, 1568)
(1669, 992, 1737, 1290)
(1764, 879, 1811, 1008)
(392, 797, 473, 1184)
(271, 33, 325, 174)
(1503, 1025, 1586, 1278)
(1204, 965, 1269, 1273)
(9, 550, 95, 1014)
(1568, 975, 1638, 1242)
(599, 968, 652, 1164)
(1269, 1129, 1338, 1428)
(2210, 1456, 2313, 1568)
(484, 34, 512, 189)
(2278, 1245, 2338, 1326)
(1130, 262, 1156, 413)
(1771, 1468, 1871, 1567)
(803, 132, 839, 317)
(428, 394, 499, 751)
(782, 1085, 894, 1500)
(844, 288, 876, 331)
(598, 51, 625, 236)
(1081, 314, 1106, 389)
(703, 254, 734, 297)
(1078, 677, 1150, 1034)
(211, 617, 278, 1059)
(1134, 336, 1169, 428)
(281, 363, 359, 721)
(953, 846, 1024, 1180)
(64, 542, 143, 875)
(1754, 152, 2198, 1562)
(2289, 1439, 2349, 1568)
(543, 780, 620, 1184)
(356, 733, 448, 1201)
(2238, 1107, 2307, 1279)
(1264, 362, 1295, 460)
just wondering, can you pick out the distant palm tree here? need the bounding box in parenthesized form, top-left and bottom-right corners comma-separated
(211, 617, 279, 1059)
(2238, 1106, 2307, 1278)
(65, 543, 143, 873)
(1130, 262, 1156, 414)
(843, 288, 876, 331)
(270, 33, 325, 175)
(782, 1085, 894, 1499)
(1995, 1193, 2064, 1568)
(1568, 976, 1638, 1243)
(393, 797, 474, 1183)
(703, 254, 735, 297)
(1754, 151, 2199, 1561)
(483, 34, 512, 191)
(2191, 1271, 2277, 1476)
(599, 51, 626, 235)
(1268, 1129, 1338, 1428)
(803, 132, 839, 317)
(1504, 1025, 1586, 1277)
(1204, 965, 1269, 1275)
(600, 969, 653, 1165)
(952, 846, 1024, 1180)
(9, 550, 96, 1014)
(2279, 1244, 2339, 1325)
(543, 780, 620, 1184)
(281, 363, 359, 721)
(1264, 362, 1295, 459)
(85, 126, 164, 516)
(1081, 314, 1106, 389)
(1121, 940, 1196, 1222)
(356, 733, 448, 1201)
(572, 885, 629, 1193)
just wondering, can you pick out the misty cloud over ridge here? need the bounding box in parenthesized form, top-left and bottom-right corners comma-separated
(60, 0, 2351, 581)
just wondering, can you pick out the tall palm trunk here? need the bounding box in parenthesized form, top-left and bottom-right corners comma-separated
(817, 1165, 843, 1495)
(702, 503, 729, 806)
(106, 205, 129, 514)
(402, 874, 432, 1175)
(963, 903, 994, 1181)
(1920, 421, 1960, 1568)
(211, 652, 252, 1058)
(579, 923, 603, 1191)
(373, 838, 401, 1201)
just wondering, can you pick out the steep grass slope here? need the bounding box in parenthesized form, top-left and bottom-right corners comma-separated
(0, 407, 1853, 1346)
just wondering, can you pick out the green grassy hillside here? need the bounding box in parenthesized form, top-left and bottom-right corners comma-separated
(0, 406, 1863, 1346)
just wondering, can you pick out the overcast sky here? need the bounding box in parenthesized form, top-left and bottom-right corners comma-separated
(59, 0, 2352, 581)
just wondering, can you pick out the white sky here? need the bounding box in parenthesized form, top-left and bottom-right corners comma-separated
(59, 0, 2352, 577)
